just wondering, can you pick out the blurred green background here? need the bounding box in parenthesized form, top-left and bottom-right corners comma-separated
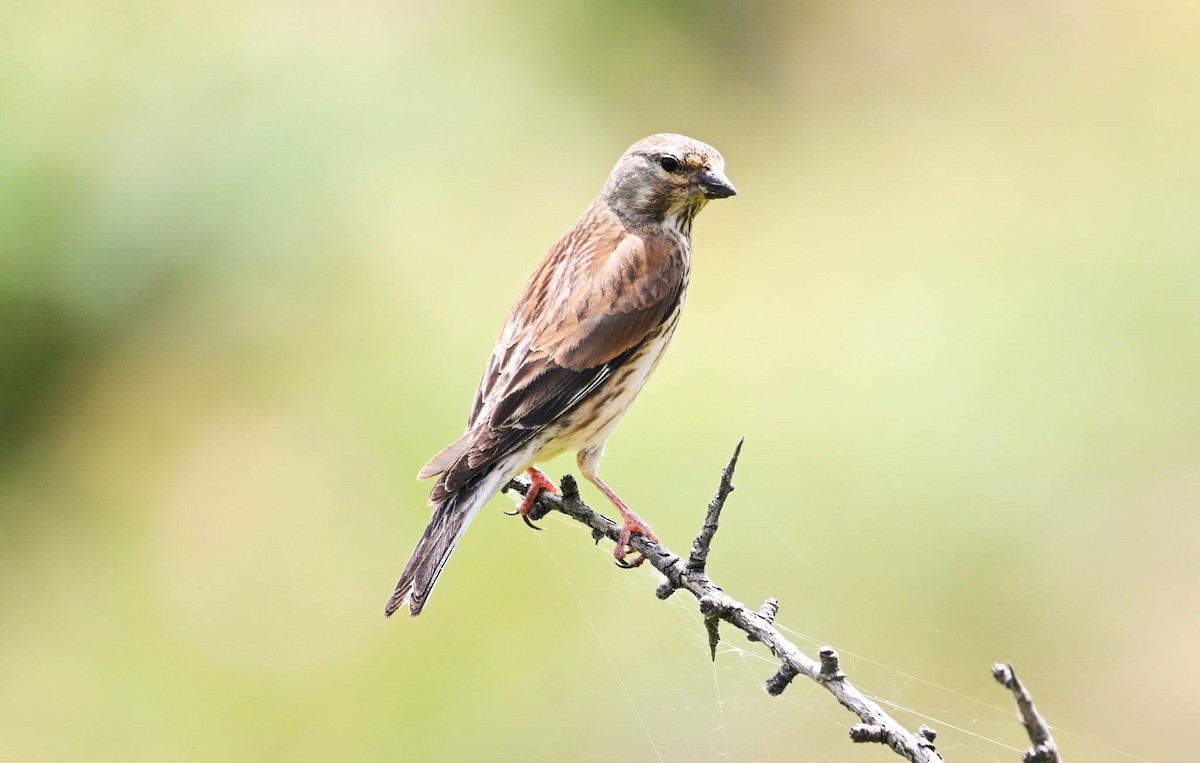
(2, 2, 1197, 761)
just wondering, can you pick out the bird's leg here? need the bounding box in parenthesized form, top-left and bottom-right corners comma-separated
(577, 447, 657, 567)
(598, 479, 658, 568)
(505, 466, 559, 530)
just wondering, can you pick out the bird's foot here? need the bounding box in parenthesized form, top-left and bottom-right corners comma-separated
(613, 509, 657, 568)
(505, 466, 559, 530)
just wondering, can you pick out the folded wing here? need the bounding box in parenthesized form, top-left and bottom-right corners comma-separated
(422, 207, 687, 505)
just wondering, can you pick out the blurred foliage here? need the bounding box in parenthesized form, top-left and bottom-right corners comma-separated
(2, 1, 1198, 761)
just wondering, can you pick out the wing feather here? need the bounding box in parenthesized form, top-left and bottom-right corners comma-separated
(430, 204, 687, 505)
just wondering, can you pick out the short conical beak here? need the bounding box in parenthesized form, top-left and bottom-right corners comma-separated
(699, 168, 737, 199)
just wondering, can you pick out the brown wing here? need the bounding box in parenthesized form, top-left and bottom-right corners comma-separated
(427, 204, 687, 503)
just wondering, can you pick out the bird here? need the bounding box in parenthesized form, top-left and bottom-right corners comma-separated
(386, 133, 736, 617)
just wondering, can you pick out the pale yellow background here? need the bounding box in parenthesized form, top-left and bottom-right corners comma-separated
(2, 2, 1196, 761)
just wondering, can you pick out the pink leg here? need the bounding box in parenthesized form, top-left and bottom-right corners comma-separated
(577, 447, 657, 566)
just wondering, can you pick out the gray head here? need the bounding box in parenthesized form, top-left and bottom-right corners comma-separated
(600, 133, 736, 232)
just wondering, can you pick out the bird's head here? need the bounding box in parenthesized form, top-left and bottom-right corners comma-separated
(601, 133, 736, 232)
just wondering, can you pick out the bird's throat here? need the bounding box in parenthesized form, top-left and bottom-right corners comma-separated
(666, 197, 706, 238)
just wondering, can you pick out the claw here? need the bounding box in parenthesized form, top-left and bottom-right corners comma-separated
(614, 547, 648, 568)
(508, 466, 558, 531)
(612, 512, 655, 568)
(503, 506, 543, 530)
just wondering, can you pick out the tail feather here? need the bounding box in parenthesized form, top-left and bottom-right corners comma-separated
(384, 468, 506, 617)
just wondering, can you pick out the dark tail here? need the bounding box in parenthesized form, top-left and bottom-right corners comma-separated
(385, 470, 502, 617)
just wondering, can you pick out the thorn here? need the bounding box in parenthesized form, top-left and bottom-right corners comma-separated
(992, 662, 1015, 687)
(765, 663, 800, 696)
(704, 616, 720, 661)
(560, 474, 580, 502)
(918, 725, 938, 749)
(758, 597, 779, 623)
(748, 597, 779, 642)
(818, 647, 844, 680)
(699, 595, 723, 661)
(849, 724, 887, 745)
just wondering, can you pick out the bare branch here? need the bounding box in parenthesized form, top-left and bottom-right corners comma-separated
(509, 440, 945, 763)
(507, 443, 1069, 761)
(993, 663, 1063, 763)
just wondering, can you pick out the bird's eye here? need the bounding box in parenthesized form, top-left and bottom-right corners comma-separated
(658, 155, 681, 173)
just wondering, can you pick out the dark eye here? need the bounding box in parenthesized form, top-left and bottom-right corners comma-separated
(658, 155, 681, 173)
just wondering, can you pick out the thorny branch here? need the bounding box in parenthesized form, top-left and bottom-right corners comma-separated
(505, 439, 1061, 763)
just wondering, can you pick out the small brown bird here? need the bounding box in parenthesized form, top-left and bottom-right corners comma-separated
(386, 133, 736, 616)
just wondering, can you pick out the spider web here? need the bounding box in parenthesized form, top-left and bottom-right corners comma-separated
(521, 486, 1154, 763)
